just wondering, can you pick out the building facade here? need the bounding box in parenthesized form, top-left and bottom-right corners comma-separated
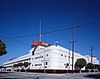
(2, 40, 99, 72)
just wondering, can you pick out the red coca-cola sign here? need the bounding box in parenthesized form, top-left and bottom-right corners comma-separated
(31, 40, 51, 48)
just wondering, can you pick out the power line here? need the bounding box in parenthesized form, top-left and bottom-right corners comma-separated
(90, 46, 94, 64)
(0, 21, 100, 45)
(2, 21, 100, 39)
(0, 36, 29, 46)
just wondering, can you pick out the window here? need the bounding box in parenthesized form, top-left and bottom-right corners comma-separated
(32, 51, 34, 55)
(45, 66, 47, 68)
(45, 62, 48, 65)
(64, 63, 69, 68)
(46, 54, 48, 56)
(35, 64, 42, 66)
(61, 54, 63, 56)
(35, 56, 43, 59)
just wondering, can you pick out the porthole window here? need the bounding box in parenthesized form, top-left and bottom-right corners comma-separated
(46, 54, 48, 56)
(61, 54, 63, 56)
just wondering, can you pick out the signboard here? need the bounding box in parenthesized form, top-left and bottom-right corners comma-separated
(31, 40, 51, 48)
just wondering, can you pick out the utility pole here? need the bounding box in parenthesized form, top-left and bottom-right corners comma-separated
(39, 19, 42, 41)
(90, 46, 94, 64)
(44, 52, 46, 74)
(68, 50, 70, 70)
(71, 27, 74, 74)
(70, 26, 79, 74)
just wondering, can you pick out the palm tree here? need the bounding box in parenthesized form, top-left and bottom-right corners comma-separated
(0, 40, 7, 56)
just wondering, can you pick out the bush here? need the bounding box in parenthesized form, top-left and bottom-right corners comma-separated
(0, 40, 7, 56)
(86, 63, 94, 70)
(75, 58, 86, 72)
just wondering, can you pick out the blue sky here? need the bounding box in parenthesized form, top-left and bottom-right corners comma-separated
(0, 0, 100, 64)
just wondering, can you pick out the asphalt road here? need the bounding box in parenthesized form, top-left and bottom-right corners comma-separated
(0, 71, 100, 79)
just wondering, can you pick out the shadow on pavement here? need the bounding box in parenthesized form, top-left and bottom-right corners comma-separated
(0, 78, 18, 79)
(84, 73, 100, 79)
(0, 72, 14, 73)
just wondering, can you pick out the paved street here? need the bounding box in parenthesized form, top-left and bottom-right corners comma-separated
(0, 71, 100, 79)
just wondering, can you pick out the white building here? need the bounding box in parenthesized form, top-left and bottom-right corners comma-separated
(2, 40, 99, 72)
